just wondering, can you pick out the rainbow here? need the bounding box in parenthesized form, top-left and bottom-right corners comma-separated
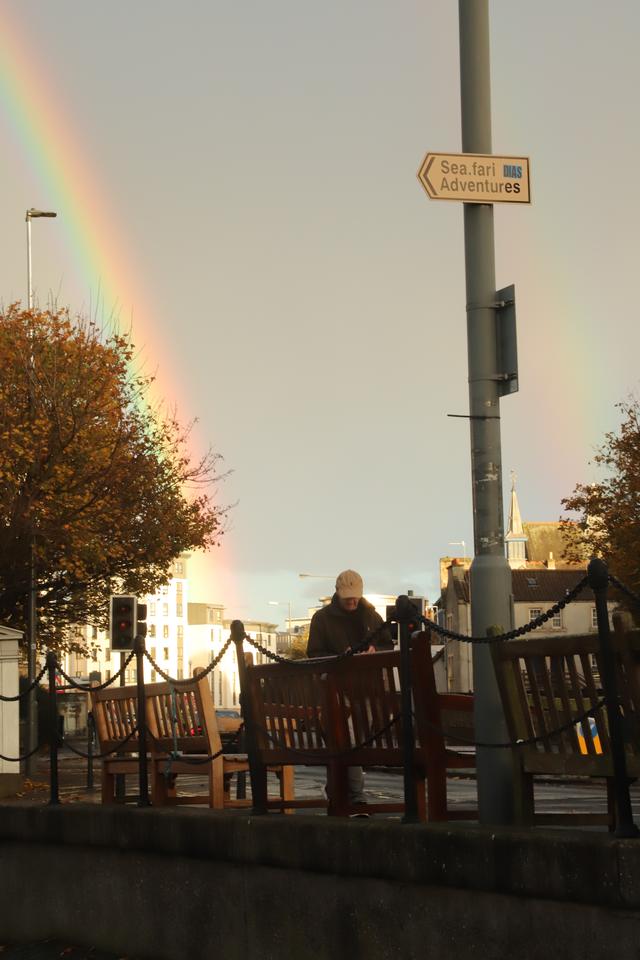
(0, 9, 237, 607)
(0, 7, 171, 406)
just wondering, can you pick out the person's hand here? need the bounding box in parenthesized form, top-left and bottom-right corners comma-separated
(360, 644, 376, 655)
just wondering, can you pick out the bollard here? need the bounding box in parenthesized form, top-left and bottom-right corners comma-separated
(395, 595, 419, 824)
(46, 651, 59, 805)
(86, 711, 95, 791)
(231, 620, 266, 814)
(135, 635, 150, 807)
(115, 651, 127, 802)
(588, 557, 639, 837)
(236, 723, 247, 800)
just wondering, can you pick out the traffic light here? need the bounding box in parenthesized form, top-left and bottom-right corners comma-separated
(110, 595, 137, 650)
(136, 602, 148, 640)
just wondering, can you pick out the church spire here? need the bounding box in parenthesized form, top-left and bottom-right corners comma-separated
(507, 470, 524, 537)
(506, 471, 527, 567)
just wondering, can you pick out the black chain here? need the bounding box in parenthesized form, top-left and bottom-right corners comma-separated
(421, 699, 608, 749)
(143, 636, 232, 685)
(145, 721, 245, 766)
(62, 725, 141, 760)
(244, 620, 392, 664)
(0, 742, 43, 763)
(608, 573, 640, 607)
(0, 663, 48, 702)
(56, 651, 136, 691)
(252, 714, 401, 760)
(416, 575, 589, 643)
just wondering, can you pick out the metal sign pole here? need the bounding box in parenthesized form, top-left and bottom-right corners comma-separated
(459, 0, 514, 824)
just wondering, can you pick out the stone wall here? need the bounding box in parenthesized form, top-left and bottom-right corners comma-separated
(0, 805, 639, 959)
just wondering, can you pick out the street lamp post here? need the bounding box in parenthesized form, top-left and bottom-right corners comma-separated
(25, 207, 57, 776)
(26, 209, 57, 308)
(269, 600, 292, 635)
(449, 540, 467, 559)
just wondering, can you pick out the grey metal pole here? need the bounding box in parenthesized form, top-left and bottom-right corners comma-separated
(459, 0, 513, 824)
(24, 208, 57, 778)
(25, 213, 37, 777)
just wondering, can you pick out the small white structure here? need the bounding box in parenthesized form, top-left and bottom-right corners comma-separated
(0, 625, 22, 797)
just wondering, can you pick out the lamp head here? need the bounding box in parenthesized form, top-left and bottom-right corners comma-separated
(26, 208, 57, 220)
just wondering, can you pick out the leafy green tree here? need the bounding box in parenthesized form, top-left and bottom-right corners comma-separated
(562, 398, 640, 598)
(0, 304, 227, 652)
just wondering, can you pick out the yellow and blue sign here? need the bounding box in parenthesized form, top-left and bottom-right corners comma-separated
(575, 717, 602, 754)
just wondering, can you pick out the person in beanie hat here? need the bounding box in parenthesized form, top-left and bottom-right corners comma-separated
(306, 569, 392, 808)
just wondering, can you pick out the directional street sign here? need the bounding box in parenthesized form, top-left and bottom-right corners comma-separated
(417, 152, 530, 204)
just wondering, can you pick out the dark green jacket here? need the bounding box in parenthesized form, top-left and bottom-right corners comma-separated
(306, 595, 392, 658)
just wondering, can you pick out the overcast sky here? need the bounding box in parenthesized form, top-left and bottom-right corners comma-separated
(1, 1, 639, 626)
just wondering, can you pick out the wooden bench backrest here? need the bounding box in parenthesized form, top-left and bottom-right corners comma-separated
(244, 632, 444, 765)
(144, 678, 222, 757)
(90, 684, 141, 755)
(91, 677, 223, 757)
(491, 630, 640, 768)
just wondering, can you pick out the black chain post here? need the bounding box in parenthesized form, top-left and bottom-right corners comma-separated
(46, 651, 59, 805)
(231, 620, 266, 814)
(135, 634, 150, 807)
(588, 557, 639, 837)
(86, 711, 95, 791)
(395, 596, 419, 824)
(115, 651, 127, 802)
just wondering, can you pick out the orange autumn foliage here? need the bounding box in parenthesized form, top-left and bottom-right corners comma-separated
(0, 305, 227, 653)
(562, 397, 640, 608)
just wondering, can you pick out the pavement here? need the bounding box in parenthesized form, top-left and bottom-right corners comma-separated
(4, 743, 640, 821)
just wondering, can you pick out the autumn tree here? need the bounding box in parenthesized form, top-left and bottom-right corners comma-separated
(288, 626, 309, 660)
(0, 304, 227, 653)
(562, 398, 640, 598)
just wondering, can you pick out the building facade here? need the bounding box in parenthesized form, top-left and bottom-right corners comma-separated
(438, 480, 615, 692)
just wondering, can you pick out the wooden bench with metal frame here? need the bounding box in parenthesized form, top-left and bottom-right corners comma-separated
(240, 630, 476, 819)
(491, 623, 640, 827)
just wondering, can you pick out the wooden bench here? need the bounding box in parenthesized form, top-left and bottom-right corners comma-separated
(90, 676, 294, 809)
(241, 630, 475, 819)
(491, 624, 640, 827)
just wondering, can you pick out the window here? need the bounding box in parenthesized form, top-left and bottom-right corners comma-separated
(218, 671, 222, 707)
(150, 648, 156, 660)
(591, 607, 598, 629)
(175, 561, 184, 576)
(176, 603, 183, 617)
(162, 603, 169, 617)
(177, 625, 184, 642)
(106, 670, 111, 680)
(163, 625, 169, 639)
(151, 670, 157, 682)
(529, 608, 542, 622)
(105, 648, 111, 660)
(149, 602, 156, 616)
(552, 611, 562, 629)
(163, 647, 169, 660)
(149, 624, 156, 638)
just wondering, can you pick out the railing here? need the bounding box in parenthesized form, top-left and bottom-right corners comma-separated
(3, 557, 639, 834)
